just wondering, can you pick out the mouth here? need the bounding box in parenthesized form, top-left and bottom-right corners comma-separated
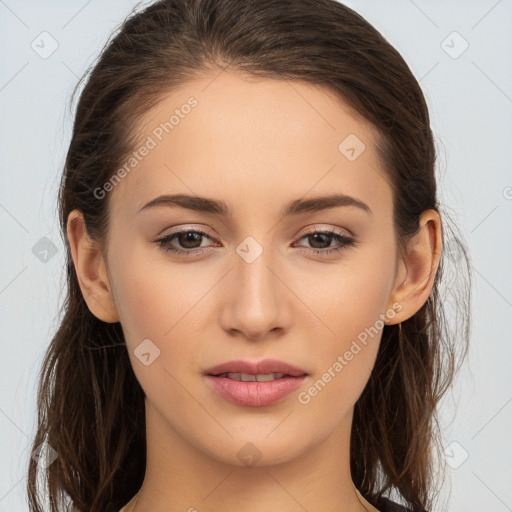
(211, 372, 300, 382)
(204, 358, 309, 378)
(204, 359, 309, 407)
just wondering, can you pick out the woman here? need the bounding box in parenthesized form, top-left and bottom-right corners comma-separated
(27, 1, 471, 511)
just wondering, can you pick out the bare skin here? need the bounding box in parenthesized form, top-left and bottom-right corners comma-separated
(67, 69, 441, 512)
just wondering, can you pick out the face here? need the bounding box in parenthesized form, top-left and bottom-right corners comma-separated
(103, 70, 403, 467)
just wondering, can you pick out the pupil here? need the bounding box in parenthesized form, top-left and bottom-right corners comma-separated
(180, 232, 201, 248)
(310, 233, 329, 249)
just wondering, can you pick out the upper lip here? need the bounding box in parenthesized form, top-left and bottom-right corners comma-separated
(204, 358, 308, 377)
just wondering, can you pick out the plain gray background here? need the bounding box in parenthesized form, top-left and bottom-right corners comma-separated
(1, 0, 511, 510)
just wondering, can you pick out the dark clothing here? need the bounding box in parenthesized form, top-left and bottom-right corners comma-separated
(375, 496, 424, 512)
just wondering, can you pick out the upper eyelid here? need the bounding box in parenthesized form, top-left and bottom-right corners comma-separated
(162, 227, 216, 240)
(158, 226, 352, 244)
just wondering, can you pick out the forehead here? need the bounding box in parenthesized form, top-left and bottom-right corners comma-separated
(109, 70, 391, 221)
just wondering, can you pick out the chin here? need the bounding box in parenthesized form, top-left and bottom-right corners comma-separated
(202, 432, 310, 468)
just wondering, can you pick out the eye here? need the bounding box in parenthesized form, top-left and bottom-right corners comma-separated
(156, 228, 215, 256)
(294, 227, 355, 255)
(155, 226, 355, 257)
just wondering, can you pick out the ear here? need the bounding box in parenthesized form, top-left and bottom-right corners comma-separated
(66, 209, 119, 323)
(386, 209, 442, 324)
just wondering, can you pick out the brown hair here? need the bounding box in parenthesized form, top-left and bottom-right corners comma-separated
(27, 1, 471, 511)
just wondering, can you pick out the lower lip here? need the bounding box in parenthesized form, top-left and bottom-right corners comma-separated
(204, 375, 307, 407)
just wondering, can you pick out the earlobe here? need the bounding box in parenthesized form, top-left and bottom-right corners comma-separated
(386, 209, 442, 324)
(66, 209, 120, 323)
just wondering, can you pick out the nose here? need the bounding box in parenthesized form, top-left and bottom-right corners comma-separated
(219, 242, 292, 342)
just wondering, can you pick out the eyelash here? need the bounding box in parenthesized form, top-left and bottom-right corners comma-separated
(155, 227, 355, 257)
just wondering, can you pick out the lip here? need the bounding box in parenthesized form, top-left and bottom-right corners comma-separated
(205, 375, 307, 407)
(204, 358, 308, 377)
(204, 358, 309, 407)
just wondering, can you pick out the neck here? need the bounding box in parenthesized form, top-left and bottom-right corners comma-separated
(126, 400, 376, 512)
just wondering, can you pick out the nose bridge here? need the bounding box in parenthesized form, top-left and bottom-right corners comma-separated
(221, 232, 288, 339)
(234, 233, 279, 305)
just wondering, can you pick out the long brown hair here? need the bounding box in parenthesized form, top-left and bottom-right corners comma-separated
(27, 1, 471, 511)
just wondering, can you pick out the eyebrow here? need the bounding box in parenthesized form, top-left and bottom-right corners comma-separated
(138, 192, 372, 217)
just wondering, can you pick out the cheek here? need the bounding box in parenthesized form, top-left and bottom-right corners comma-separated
(108, 242, 212, 383)
(297, 244, 396, 404)
(108, 239, 194, 338)
(108, 245, 202, 404)
(302, 243, 395, 343)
